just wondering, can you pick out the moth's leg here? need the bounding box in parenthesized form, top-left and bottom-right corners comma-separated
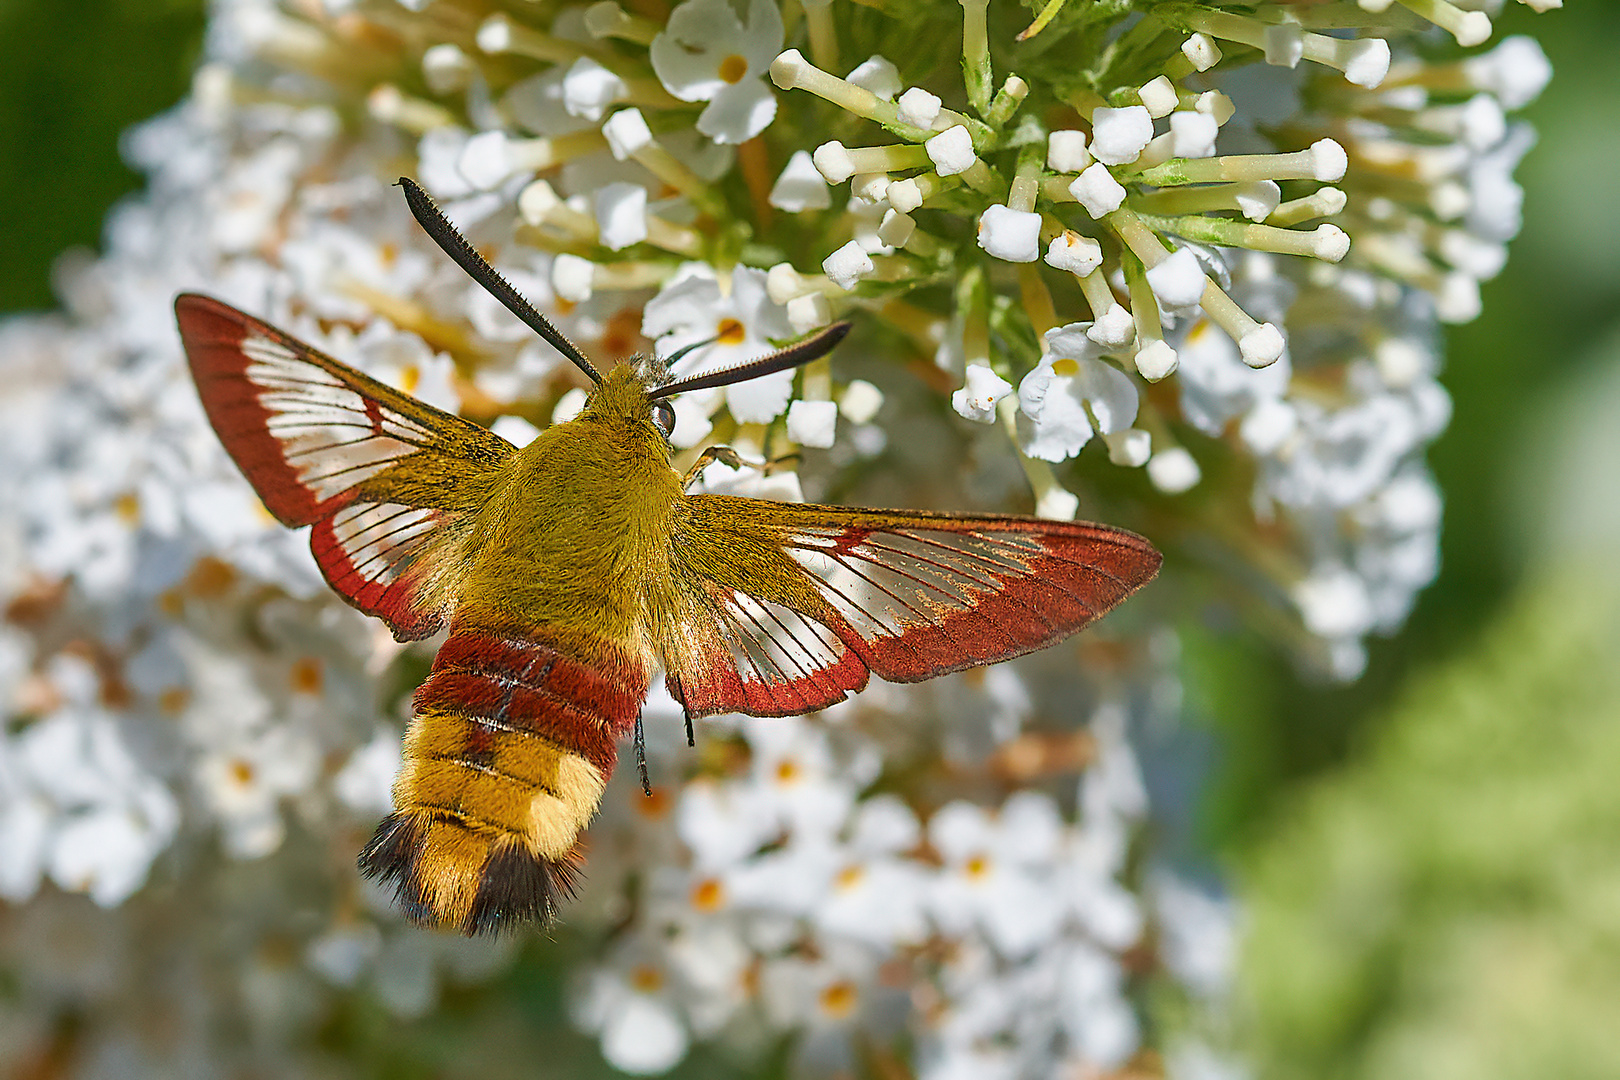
(763, 451, 801, 475)
(634, 710, 651, 797)
(680, 445, 750, 489)
(680, 445, 805, 489)
(684, 705, 695, 748)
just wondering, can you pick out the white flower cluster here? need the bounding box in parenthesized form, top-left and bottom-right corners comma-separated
(564, 680, 1185, 1078)
(0, 0, 1548, 1073)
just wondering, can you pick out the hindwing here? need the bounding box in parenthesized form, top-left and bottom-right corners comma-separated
(661, 495, 1162, 718)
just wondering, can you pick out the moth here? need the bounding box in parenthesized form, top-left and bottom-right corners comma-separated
(174, 177, 1161, 936)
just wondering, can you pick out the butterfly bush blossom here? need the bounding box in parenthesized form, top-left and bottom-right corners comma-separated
(0, 0, 1551, 1075)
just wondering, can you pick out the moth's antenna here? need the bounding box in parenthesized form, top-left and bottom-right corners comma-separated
(397, 177, 602, 385)
(649, 322, 851, 400)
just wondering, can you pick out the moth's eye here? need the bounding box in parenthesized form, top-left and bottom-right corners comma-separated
(651, 399, 676, 436)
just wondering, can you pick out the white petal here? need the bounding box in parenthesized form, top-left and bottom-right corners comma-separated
(1145, 248, 1207, 310)
(976, 205, 1041, 263)
(600, 995, 690, 1075)
(1075, 358, 1139, 434)
(1069, 162, 1126, 218)
(769, 149, 831, 212)
(846, 55, 901, 100)
(697, 79, 777, 144)
(650, 0, 743, 102)
(562, 57, 628, 122)
(595, 182, 648, 250)
(740, 0, 786, 72)
(1090, 106, 1153, 166)
(952, 364, 1012, 423)
(786, 400, 838, 447)
(726, 369, 794, 423)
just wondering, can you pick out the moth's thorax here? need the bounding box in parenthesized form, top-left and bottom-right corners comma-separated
(452, 364, 681, 654)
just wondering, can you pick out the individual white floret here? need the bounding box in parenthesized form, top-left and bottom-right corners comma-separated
(977, 205, 1041, 263)
(1089, 304, 1136, 348)
(1240, 323, 1286, 368)
(785, 292, 832, 334)
(1104, 429, 1152, 467)
(594, 183, 647, 250)
(1045, 231, 1103, 276)
(786, 400, 839, 448)
(1138, 76, 1178, 119)
(1069, 163, 1126, 218)
(1047, 129, 1092, 173)
(551, 253, 596, 302)
(1090, 106, 1153, 166)
(845, 54, 901, 100)
(822, 240, 874, 290)
(1181, 32, 1221, 71)
(1169, 112, 1218, 159)
(1135, 340, 1179, 381)
(812, 141, 855, 184)
(896, 87, 942, 128)
(924, 125, 976, 176)
(1147, 447, 1201, 493)
(1145, 248, 1206, 310)
(769, 149, 831, 211)
(1234, 180, 1281, 222)
(602, 107, 653, 159)
(952, 364, 1013, 422)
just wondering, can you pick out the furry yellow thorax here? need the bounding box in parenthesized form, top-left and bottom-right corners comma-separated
(452, 363, 681, 657)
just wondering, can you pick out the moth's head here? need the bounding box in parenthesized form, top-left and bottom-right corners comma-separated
(394, 175, 850, 443)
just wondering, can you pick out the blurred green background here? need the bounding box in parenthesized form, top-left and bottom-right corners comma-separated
(3, 1, 1617, 1075)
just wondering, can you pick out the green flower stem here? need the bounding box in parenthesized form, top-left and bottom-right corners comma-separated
(1138, 211, 1349, 262)
(1009, 145, 1044, 213)
(887, 171, 964, 212)
(582, 3, 662, 46)
(770, 51, 994, 149)
(367, 86, 458, 135)
(800, 0, 840, 72)
(1268, 187, 1348, 227)
(1131, 183, 1262, 219)
(960, 0, 993, 116)
(1106, 207, 1173, 269)
(983, 76, 1030, 128)
(1019, 264, 1058, 336)
(1121, 248, 1166, 352)
(1129, 147, 1336, 187)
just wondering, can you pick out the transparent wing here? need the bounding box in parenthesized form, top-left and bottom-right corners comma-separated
(661, 495, 1161, 718)
(176, 293, 512, 638)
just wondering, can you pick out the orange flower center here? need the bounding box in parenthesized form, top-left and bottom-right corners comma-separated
(1050, 357, 1080, 377)
(630, 964, 664, 993)
(114, 492, 141, 524)
(775, 758, 801, 784)
(691, 876, 726, 912)
(965, 854, 992, 879)
(834, 864, 865, 891)
(289, 657, 322, 695)
(716, 317, 746, 345)
(230, 759, 256, 787)
(717, 54, 749, 85)
(819, 979, 858, 1019)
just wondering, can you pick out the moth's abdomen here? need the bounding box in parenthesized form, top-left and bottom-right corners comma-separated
(360, 626, 645, 935)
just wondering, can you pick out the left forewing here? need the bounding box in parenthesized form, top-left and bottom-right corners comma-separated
(659, 494, 1162, 719)
(176, 294, 514, 639)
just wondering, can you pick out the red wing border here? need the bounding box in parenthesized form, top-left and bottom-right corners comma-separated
(175, 294, 513, 639)
(662, 495, 1162, 718)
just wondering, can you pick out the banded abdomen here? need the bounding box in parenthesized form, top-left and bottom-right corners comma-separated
(359, 622, 646, 935)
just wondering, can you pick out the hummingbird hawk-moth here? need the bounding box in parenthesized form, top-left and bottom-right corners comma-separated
(173, 177, 1160, 936)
